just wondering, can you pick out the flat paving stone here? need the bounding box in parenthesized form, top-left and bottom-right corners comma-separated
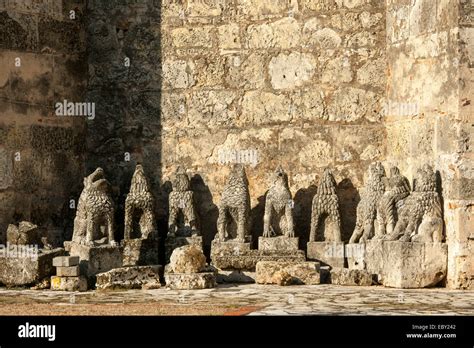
(0, 284, 472, 315)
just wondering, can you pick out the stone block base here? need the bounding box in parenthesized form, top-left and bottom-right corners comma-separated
(96, 265, 162, 290)
(211, 249, 306, 271)
(211, 239, 251, 257)
(53, 256, 79, 267)
(165, 236, 203, 262)
(258, 236, 299, 252)
(122, 238, 159, 266)
(367, 241, 448, 288)
(329, 268, 374, 286)
(69, 242, 123, 279)
(56, 266, 80, 277)
(345, 243, 366, 270)
(164, 272, 216, 289)
(51, 275, 87, 291)
(215, 270, 256, 283)
(0, 248, 65, 286)
(307, 242, 345, 268)
(256, 261, 320, 285)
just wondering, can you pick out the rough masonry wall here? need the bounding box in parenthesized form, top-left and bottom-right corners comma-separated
(385, 0, 473, 289)
(159, 0, 387, 252)
(0, 0, 87, 244)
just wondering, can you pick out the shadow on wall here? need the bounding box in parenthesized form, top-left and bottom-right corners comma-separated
(190, 174, 218, 259)
(250, 195, 266, 249)
(337, 178, 360, 242)
(293, 185, 318, 251)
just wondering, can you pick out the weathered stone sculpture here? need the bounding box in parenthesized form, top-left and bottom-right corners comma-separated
(375, 166, 410, 238)
(309, 168, 341, 242)
(72, 167, 117, 246)
(168, 166, 199, 237)
(215, 164, 251, 242)
(263, 166, 294, 238)
(124, 164, 156, 240)
(349, 162, 386, 243)
(385, 164, 443, 242)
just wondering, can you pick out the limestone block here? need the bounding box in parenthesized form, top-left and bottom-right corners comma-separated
(307, 241, 345, 268)
(169, 245, 206, 274)
(6, 221, 40, 245)
(53, 256, 79, 267)
(345, 243, 366, 270)
(171, 27, 213, 48)
(329, 268, 374, 286)
(165, 235, 203, 262)
(0, 248, 64, 286)
(51, 276, 87, 292)
(95, 265, 162, 290)
(211, 249, 306, 271)
(268, 52, 316, 89)
(162, 59, 195, 89)
(258, 236, 299, 252)
(365, 240, 385, 277)
(164, 272, 216, 290)
(247, 17, 301, 49)
(218, 23, 240, 50)
(211, 239, 251, 257)
(122, 238, 159, 266)
(56, 266, 80, 277)
(215, 270, 256, 283)
(379, 242, 448, 288)
(69, 242, 123, 278)
(256, 261, 321, 285)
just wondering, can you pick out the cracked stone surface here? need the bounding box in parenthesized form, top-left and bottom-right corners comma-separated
(0, 284, 472, 316)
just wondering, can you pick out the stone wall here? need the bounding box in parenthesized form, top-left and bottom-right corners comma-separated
(0, 0, 87, 244)
(158, 0, 387, 252)
(385, 0, 473, 289)
(84, 0, 388, 253)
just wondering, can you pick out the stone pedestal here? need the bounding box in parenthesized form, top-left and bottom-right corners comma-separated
(307, 242, 345, 268)
(256, 261, 320, 285)
(96, 265, 162, 290)
(365, 240, 385, 277)
(211, 239, 306, 280)
(345, 243, 366, 270)
(164, 272, 216, 289)
(211, 239, 251, 257)
(258, 236, 299, 252)
(51, 275, 87, 291)
(165, 235, 203, 262)
(366, 241, 448, 288)
(69, 242, 123, 282)
(0, 248, 64, 286)
(122, 238, 159, 266)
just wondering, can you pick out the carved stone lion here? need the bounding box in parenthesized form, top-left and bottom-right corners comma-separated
(72, 167, 117, 246)
(349, 162, 386, 244)
(384, 164, 443, 242)
(375, 166, 410, 239)
(124, 164, 156, 240)
(215, 164, 251, 242)
(309, 168, 341, 242)
(168, 166, 199, 237)
(263, 165, 294, 238)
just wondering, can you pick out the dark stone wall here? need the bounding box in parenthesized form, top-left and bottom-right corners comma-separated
(0, 1, 87, 245)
